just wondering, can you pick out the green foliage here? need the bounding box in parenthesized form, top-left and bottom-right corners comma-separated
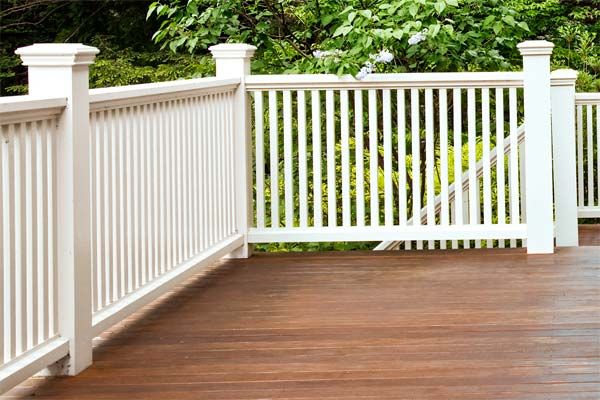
(505, 0, 600, 91)
(149, 0, 530, 76)
(300, 0, 529, 75)
(0, 0, 214, 94)
(88, 39, 214, 89)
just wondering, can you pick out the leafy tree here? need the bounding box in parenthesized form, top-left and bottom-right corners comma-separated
(149, 0, 531, 76)
(505, 0, 600, 90)
(0, 0, 213, 95)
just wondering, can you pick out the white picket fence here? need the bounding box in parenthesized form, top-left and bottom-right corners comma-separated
(575, 93, 600, 218)
(0, 40, 589, 393)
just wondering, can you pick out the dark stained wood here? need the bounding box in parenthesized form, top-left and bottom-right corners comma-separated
(580, 224, 600, 246)
(3, 246, 600, 399)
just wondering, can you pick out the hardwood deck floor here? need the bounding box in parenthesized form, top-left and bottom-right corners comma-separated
(3, 231, 599, 399)
(580, 224, 600, 246)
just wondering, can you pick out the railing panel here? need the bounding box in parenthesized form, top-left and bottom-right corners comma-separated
(1, 108, 61, 368)
(248, 75, 527, 248)
(575, 94, 600, 218)
(89, 86, 238, 316)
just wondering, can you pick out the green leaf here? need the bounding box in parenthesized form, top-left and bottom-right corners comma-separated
(434, 2, 446, 14)
(408, 4, 419, 18)
(358, 10, 373, 19)
(187, 36, 198, 52)
(321, 14, 334, 26)
(392, 29, 404, 40)
(446, 0, 458, 6)
(493, 22, 503, 34)
(169, 37, 186, 52)
(333, 25, 353, 37)
(502, 15, 516, 26)
(146, 2, 158, 20)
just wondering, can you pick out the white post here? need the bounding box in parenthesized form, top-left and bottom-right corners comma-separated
(551, 69, 579, 247)
(518, 40, 555, 254)
(209, 43, 256, 258)
(16, 43, 98, 374)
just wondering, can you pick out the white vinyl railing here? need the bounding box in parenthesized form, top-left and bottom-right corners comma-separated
(0, 41, 586, 393)
(0, 96, 68, 390)
(0, 44, 247, 393)
(575, 93, 600, 218)
(247, 74, 528, 247)
(88, 79, 241, 335)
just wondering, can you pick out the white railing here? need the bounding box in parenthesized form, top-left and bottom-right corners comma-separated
(0, 96, 68, 391)
(575, 93, 600, 218)
(88, 78, 241, 335)
(246, 73, 534, 247)
(0, 40, 585, 393)
(0, 44, 248, 393)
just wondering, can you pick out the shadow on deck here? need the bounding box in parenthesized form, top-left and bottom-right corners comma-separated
(3, 227, 599, 399)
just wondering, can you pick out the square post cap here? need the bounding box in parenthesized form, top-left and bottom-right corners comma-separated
(517, 40, 554, 56)
(550, 69, 578, 87)
(16, 43, 99, 66)
(209, 43, 257, 59)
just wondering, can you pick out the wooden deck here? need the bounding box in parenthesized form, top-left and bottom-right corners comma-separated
(579, 224, 600, 246)
(3, 229, 600, 399)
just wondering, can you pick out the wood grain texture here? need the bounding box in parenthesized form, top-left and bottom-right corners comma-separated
(579, 224, 600, 246)
(3, 244, 600, 399)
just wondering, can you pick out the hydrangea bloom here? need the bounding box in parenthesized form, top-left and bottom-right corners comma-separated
(408, 29, 428, 45)
(356, 66, 370, 80)
(356, 51, 394, 80)
(356, 61, 376, 80)
(373, 50, 394, 63)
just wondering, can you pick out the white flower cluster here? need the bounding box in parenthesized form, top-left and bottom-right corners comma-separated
(372, 49, 394, 63)
(408, 28, 428, 45)
(356, 50, 394, 80)
(356, 62, 375, 80)
(312, 49, 344, 59)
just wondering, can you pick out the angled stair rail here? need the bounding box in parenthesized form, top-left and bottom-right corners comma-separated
(374, 125, 526, 251)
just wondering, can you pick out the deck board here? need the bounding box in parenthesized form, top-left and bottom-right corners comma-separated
(3, 245, 600, 399)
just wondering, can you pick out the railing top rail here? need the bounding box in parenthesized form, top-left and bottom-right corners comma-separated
(0, 95, 67, 125)
(89, 77, 240, 111)
(245, 72, 524, 90)
(575, 92, 600, 105)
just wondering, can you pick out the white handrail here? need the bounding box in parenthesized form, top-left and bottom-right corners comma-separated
(575, 92, 600, 104)
(246, 72, 524, 90)
(0, 95, 66, 125)
(89, 77, 240, 110)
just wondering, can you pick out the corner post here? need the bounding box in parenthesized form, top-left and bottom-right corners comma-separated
(518, 40, 555, 254)
(209, 43, 257, 258)
(16, 43, 98, 374)
(551, 69, 579, 247)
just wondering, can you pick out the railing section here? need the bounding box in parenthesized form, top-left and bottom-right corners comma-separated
(247, 73, 527, 248)
(0, 97, 68, 386)
(575, 93, 600, 218)
(88, 79, 242, 334)
(0, 77, 244, 393)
